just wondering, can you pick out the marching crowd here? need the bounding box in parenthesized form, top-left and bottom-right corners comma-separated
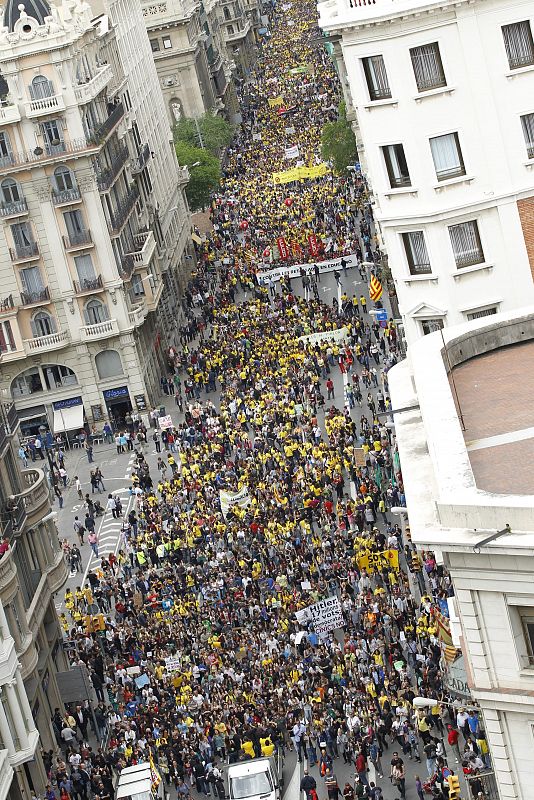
(46, 3, 490, 800)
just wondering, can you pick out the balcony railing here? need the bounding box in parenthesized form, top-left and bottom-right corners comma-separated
(126, 230, 156, 268)
(25, 93, 66, 118)
(80, 318, 120, 340)
(131, 143, 150, 176)
(88, 102, 125, 145)
(62, 229, 93, 250)
(23, 330, 70, 355)
(52, 187, 81, 206)
(0, 402, 18, 454)
(74, 65, 112, 104)
(73, 274, 103, 294)
(0, 198, 28, 217)
(20, 287, 50, 306)
(0, 103, 21, 125)
(94, 145, 129, 192)
(108, 185, 140, 235)
(0, 137, 100, 176)
(9, 242, 39, 262)
(19, 468, 50, 525)
(0, 295, 14, 313)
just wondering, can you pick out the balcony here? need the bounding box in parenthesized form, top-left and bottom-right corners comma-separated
(146, 279, 164, 311)
(108, 185, 140, 236)
(0, 545, 18, 600)
(0, 137, 101, 176)
(62, 229, 93, 250)
(119, 254, 134, 280)
(88, 102, 125, 145)
(131, 143, 151, 176)
(0, 102, 21, 125)
(74, 64, 113, 104)
(73, 274, 103, 294)
(95, 145, 129, 192)
(19, 468, 50, 530)
(25, 92, 66, 118)
(23, 330, 70, 356)
(0, 402, 19, 456)
(0, 199, 28, 218)
(80, 317, 120, 341)
(128, 230, 156, 269)
(128, 301, 148, 328)
(9, 242, 39, 263)
(20, 287, 50, 307)
(0, 295, 15, 313)
(52, 187, 81, 206)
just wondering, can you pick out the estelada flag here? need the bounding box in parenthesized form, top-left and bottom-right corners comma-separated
(369, 273, 383, 302)
(443, 645, 458, 663)
(432, 607, 453, 647)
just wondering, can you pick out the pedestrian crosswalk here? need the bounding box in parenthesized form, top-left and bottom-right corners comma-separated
(81, 487, 133, 582)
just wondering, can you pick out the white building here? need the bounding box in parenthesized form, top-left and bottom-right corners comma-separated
(318, 0, 534, 345)
(389, 308, 534, 800)
(0, 0, 191, 434)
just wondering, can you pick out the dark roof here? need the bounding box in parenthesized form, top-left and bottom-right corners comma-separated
(4, 0, 51, 32)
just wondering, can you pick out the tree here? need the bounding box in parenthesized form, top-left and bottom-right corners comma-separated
(321, 102, 358, 175)
(174, 111, 233, 157)
(175, 141, 221, 211)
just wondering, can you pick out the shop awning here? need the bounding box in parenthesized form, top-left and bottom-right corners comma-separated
(17, 405, 46, 421)
(53, 405, 84, 433)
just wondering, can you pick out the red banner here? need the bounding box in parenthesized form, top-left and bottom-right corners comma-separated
(277, 237, 290, 260)
(308, 234, 319, 257)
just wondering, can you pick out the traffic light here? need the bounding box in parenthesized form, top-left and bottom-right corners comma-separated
(94, 614, 106, 632)
(411, 555, 421, 572)
(447, 774, 461, 799)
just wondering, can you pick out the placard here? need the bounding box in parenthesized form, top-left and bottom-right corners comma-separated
(309, 596, 344, 635)
(165, 656, 181, 673)
(357, 550, 399, 573)
(258, 253, 358, 283)
(219, 486, 251, 518)
(158, 415, 174, 430)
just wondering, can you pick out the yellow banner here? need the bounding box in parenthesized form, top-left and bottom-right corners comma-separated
(272, 163, 329, 185)
(357, 549, 399, 573)
(268, 96, 285, 107)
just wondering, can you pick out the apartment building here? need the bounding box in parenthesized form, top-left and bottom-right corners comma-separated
(0, 401, 69, 800)
(0, 0, 191, 436)
(318, 0, 534, 345)
(389, 308, 534, 799)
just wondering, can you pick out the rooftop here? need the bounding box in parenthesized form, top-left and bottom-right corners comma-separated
(454, 342, 534, 496)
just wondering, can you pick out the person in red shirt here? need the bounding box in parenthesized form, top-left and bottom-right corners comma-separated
(447, 724, 461, 763)
(326, 378, 335, 400)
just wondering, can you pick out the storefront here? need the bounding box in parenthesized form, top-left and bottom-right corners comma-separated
(103, 386, 132, 429)
(18, 405, 48, 439)
(52, 396, 86, 443)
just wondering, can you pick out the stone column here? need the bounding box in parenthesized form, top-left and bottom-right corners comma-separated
(0, 697, 15, 752)
(15, 669, 36, 735)
(5, 681, 28, 751)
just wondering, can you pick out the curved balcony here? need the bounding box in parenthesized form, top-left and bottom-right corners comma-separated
(0, 546, 18, 604)
(19, 469, 50, 529)
(46, 547, 69, 595)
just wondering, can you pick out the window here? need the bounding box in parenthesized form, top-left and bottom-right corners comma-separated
(521, 113, 534, 158)
(95, 349, 123, 380)
(362, 55, 391, 101)
(54, 165, 76, 193)
(0, 131, 12, 166)
(421, 318, 444, 336)
(410, 42, 446, 91)
(466, 307, 498, 321)
(11, 221, 35, 256)
(150, 38, 160, 52)
(502, 21, 534, 70)
(29, 75, 54, 100)
(0, 321, 15, 353)
(1, 178, 21, 204)
(382, 144, 411, 188)
(402, 231, 431, 275)
(519, 608, 534, 665)
(227, 24, 234, 35)
(84, 299, 108, 325)
(448, 220, 484, 268)
(19, 266, 44, 295)
(163, 36, 172, 49)
(131, 273, 145, 297)
(429, 132, 465, 181)
(74, 254, 96, 285)
(31, 311, 55, 338)
(40, 119, 64, 155)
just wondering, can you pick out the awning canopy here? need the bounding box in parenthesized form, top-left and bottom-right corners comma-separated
(53, 404, 83, 433)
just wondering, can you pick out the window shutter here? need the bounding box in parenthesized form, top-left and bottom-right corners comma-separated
(83, 307, 90, 325)
(30, 319, 38, 337)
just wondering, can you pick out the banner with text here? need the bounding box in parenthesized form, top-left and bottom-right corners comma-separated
(272, 163, 329, 185)
(258, 253, 358, 283)
(299, 327, 349, 345)
(309, 596, 344, 635)
(357, 549, 399, 573)
(219, 486, 251, 518)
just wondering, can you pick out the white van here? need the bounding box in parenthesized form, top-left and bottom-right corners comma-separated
(227, 755, 284, 800)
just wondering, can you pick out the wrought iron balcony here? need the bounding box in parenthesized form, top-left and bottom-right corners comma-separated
(88, 102, 125, 145)
(0, 402, 18, 455)
(52, 187, 81, 206)
(0, 295, 14, 313)
(94, 145, 129, 191)
(0, 138, 100, 176)
(62, 229, 93, 250)
(73, 274, 104, 294)
(9, 242, 39, 262)
(0, 198, 28, 218)
(108, 185, 140, 235)
(130, 144, 150, 175)
(20, 287, 50, 306)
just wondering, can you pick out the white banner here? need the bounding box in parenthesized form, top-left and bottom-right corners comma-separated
(284, 126, 296, 135)
(165, 656, 181, 673)
(158, 415, 174, 430)
(284, 144, 300, 160)
(309, 596, 344, 635)
(299, 327, 349, 345)
(295, 607, 312, 624)
(258, 253, 358, 283)
(220, 486, 251, 518)
(252, 133, 262, 141)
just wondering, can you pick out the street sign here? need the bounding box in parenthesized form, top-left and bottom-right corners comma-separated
(375, 310, 388, 321)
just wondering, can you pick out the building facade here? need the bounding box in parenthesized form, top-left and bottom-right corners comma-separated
(0, 401, 69, 800)
(389, 309, 534, 799)
(0, 0, 191, 437)
(319, 0, 534, 345)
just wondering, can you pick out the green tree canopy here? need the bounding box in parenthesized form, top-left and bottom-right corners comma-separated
(321, 102, 358, 175)
(174, 111, 233, 157)
(175, 141, 221, 212)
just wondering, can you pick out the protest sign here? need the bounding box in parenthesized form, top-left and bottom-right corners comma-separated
(268, 95, 285, 107)
(309, 596, 344, 635)
(158, 415, 173, 430)
(219, 486, 251, 518)
(165, 656, 181, 673)
(299, 328, 349, 345)
(284, 144, 300, 160)
(357, 550, 400, 573)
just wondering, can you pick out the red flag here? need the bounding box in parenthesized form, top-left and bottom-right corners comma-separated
(292, 241, 303, 257)
(277, 237, 290, 261)
(308, 234, 319, 257)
